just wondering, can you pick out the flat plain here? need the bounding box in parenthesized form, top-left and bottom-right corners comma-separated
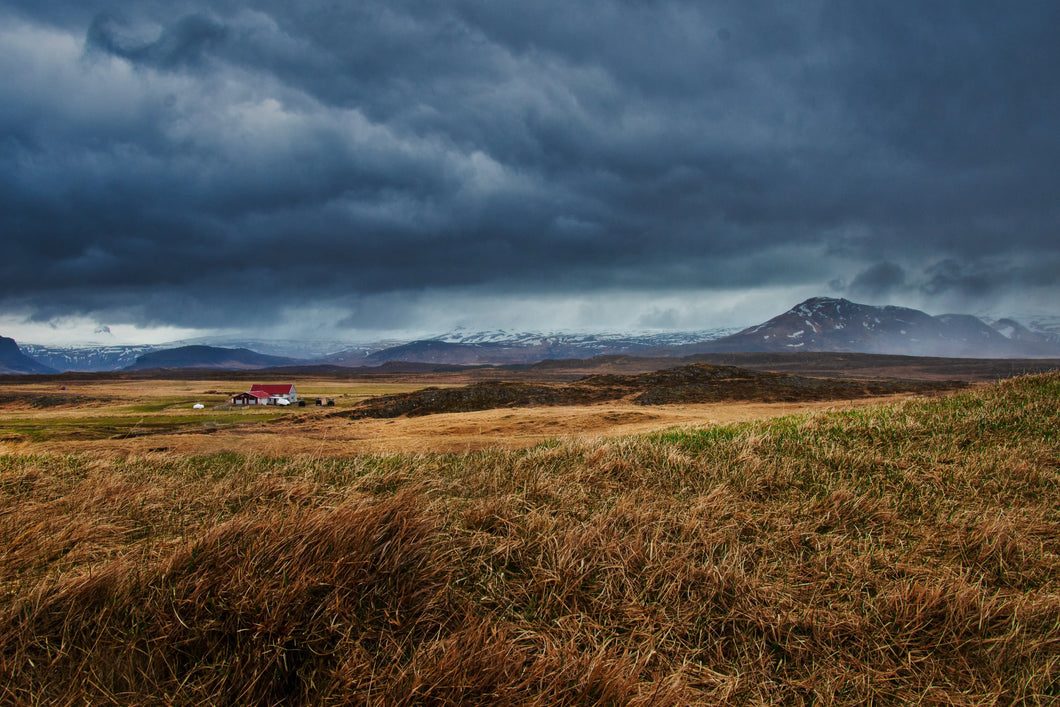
(0, 367, 954, 457)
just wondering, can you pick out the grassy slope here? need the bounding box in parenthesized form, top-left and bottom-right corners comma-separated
(1, 374, 1059, 704)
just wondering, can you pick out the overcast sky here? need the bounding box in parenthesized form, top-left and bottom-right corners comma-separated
(2, 1, 1058, 344)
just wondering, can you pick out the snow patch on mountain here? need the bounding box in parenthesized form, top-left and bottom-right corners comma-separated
(433, 328, 740, 348)
(20, 344, 162, 373)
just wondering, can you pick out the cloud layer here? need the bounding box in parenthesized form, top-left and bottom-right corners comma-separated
(3, 1, 1058, 339)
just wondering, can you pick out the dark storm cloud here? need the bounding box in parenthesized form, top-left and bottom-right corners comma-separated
(848, 262, 907, 299)
(1, 0, 1058, 333)
(921, 258, 1060, 299)
(87, 12, 227, 68)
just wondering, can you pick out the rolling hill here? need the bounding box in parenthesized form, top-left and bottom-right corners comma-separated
(124, 345, 302, 371)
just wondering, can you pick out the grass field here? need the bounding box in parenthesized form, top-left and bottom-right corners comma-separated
(1, 372, 1058, 703)
(0, 376, 915, 456)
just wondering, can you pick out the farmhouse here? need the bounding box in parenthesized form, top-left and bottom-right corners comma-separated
(231, 384, 298, 406)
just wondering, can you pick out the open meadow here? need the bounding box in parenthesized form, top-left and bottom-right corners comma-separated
(1, 367, 1059, 704)
(0, 372, 932, 457)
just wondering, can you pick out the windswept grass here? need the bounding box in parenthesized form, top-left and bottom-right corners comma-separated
(1, 374, 1059, 704)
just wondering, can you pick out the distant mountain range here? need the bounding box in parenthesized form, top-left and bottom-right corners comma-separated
(3, 298, 1060, 374)
(328, 299, 1060, 363)
(321, 330, 737, 367)
(20, 337, 369, 372)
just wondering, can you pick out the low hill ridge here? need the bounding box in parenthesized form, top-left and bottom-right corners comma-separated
(125, 345, 300, 371)
(333, 362, 961, 418)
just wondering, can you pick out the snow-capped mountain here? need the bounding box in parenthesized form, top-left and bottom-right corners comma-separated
(1016, 316, 1060, 345)
(976, 308, 1060, 343)
(987, 318, 1057, 345)
(701, 297, 1060, 358)
(432, 328, 738, 347)
(1027, 315, 1060, 340)
(20, 344, 162, 373)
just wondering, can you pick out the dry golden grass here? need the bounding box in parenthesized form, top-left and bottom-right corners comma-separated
(0, 376, 929, 457)
(1, 373, 1058, 704)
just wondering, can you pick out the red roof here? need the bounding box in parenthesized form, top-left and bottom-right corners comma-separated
(249, 384, 295, 395)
